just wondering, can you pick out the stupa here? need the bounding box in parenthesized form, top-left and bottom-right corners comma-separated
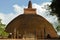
(5, 0, 58, 39)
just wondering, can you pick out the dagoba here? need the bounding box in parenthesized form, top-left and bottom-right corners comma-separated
(5, 0, 58, 39)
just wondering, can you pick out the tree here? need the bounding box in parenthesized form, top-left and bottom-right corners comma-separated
(0, 19, 9, 38)
(50, 0, 60, 31)
(56, 25, 60, 32)
(50, 0, 60, 20)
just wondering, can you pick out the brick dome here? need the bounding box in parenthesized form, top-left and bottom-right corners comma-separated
(5, 1, 58, 39)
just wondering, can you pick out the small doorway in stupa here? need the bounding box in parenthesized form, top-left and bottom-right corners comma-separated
(47, 34, 51, 39)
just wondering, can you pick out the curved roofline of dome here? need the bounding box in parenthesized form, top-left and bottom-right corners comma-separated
(5, 14, 52, 30)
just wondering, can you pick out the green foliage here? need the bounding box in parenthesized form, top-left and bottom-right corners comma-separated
(0, 28, 4, 35)
(50, 0, 60, 20)
(0, 19, 9, 37)
(56, 25, 60, 32)
(1, 31, 9, 37)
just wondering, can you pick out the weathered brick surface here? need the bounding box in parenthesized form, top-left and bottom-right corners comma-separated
(5, 1, 58, 39)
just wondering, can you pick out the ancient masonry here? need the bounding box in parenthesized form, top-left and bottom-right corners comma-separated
(5, 0, 58, 39)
